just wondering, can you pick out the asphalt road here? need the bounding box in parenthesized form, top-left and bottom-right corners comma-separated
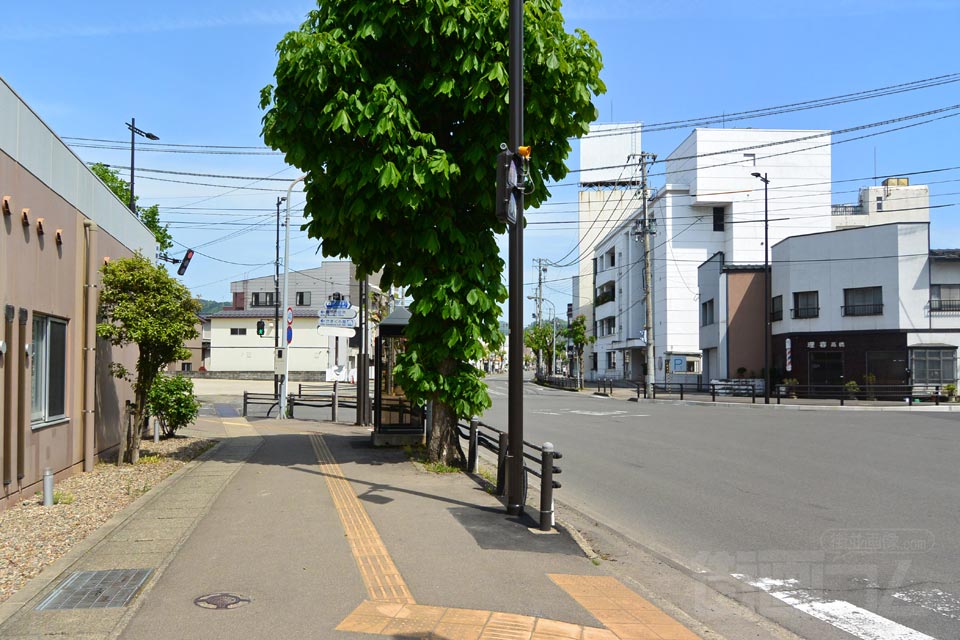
(480, 374, 960, 640)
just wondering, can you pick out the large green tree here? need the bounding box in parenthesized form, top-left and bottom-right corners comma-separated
(97, 253, 200, 463)
(90, 163, 173, 253)
(260, 0, 604, 464)
(523, 323, 554, 376)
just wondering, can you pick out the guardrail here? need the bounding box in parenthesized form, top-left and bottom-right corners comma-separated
(455, 417, 562, 532)
(774, 383, 944, 406)
(538, 375, 579, 390)
(243, 382, 361, 420)
(242, 391, 280, 417)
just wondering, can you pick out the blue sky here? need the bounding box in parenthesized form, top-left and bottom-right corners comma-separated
(4, 1, 959, 320)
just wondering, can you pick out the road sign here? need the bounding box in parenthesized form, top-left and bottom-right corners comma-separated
(317, 316, 358, 329)
(326, 299, 350, 309)
(286, 326, 293, 345)
(286, 307, 294, 325)
(316, 326, 355, 337)
(318, 306, 358, 319)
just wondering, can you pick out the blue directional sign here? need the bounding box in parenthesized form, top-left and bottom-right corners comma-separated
(286, 326, 293, 345)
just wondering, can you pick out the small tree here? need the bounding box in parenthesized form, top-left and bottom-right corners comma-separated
(148, 374, 200, 437)
(563, 315, 595, 389)
(524, 324, 553, 377)
(97, 253, 200, 463)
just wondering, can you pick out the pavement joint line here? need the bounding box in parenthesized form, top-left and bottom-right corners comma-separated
(310, 433, 701, 640)
(0, 435, 264, 637)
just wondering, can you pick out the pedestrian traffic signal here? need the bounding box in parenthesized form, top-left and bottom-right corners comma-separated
(496, 149, 518, 225)
(256, 320, 266, 336)
(177, 249, 194, 276)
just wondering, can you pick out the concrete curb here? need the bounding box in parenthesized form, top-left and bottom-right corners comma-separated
(0, 438, 227, 627)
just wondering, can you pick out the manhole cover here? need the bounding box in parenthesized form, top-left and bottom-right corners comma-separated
(194, 593, 252, 610)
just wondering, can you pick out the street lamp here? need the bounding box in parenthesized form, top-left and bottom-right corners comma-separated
(126, 118, 159, 213)
(752, 172, 771, 404)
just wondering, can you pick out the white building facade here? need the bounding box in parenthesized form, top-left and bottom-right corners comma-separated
(771, 222, 960, 388)
(209, 262, 373, 375)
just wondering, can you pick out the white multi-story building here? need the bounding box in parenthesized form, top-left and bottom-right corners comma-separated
(573, 124, 641, 380)
(831, 177, 929, 230)
(770, 221, 959, 387)
(587, 128, 836, 383)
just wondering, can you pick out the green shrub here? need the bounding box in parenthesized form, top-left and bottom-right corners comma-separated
(843, 380, 860, 398)
(944, 383, 957, 398)
(147, 374, 200, 437)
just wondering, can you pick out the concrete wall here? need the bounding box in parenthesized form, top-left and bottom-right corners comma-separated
(726, 271, 765, 378)
(209, 316, 346, 373)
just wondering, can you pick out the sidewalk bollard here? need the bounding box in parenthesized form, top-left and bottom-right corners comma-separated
(468, 418, 479, 474)
(153, 416, 160, 444)
(288, 394, 295, 418)
(496, 432, 508, 497)
(711, 384, 716, 402)
(751, 383, 756, 404)
(242, 391, 248, 417)
(539, 443, 555, 532)
(936, 386, 941, 406)
(332, 380, 339, 422)
(680, 383, 684, 401)
(43, 467, 54, 506)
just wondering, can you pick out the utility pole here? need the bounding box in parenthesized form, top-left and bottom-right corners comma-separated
(534, 258, 546, 377)
(274, 196, 285, 399)
(633, 152, 657, 399)
(506, 0, 525, 518)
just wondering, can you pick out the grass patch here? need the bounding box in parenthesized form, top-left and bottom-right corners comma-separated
(34, 490, 76, 505)
(136, 455, 163, 465)
(404, 445, 462, 474)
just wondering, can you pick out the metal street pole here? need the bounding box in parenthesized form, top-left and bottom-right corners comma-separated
(275, 196, 285, 399)
(507, 0, 525, 517)
(279, 175, 307, 419)
(641, 153, 656, 399)
(126, 118, 159, 214)
(752, 172, 771, 404)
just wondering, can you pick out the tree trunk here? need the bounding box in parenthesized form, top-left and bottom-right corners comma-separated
(426, 399, 464, 467)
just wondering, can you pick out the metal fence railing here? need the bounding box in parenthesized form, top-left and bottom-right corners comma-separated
(242, 381, 361, 420)
(631, 381, 949, 406)
(454, 417, 562, 532)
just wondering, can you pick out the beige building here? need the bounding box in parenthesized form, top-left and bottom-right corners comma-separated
(0, 77, 155, 511)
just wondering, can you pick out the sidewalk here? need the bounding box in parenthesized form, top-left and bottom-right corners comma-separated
(0, 415, 708, 640)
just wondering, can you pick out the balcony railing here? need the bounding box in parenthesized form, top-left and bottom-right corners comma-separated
(930, 299, 960, 312)
(842, 303, 883, 317)
(831, 203, 864, 216)
(791, 306, 820, 319)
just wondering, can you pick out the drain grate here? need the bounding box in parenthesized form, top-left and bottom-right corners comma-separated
(194, 593, 252, 610)
(35, 569, 153, 611)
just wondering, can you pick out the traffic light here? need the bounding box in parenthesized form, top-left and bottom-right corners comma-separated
(256, 320, 266, 337)
(495, 149, 518, 224)
(177, 248, 194, 276)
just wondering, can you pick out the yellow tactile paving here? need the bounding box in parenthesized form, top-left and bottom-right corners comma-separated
(549, 575, 701, 640)
(310, 433, 700, 640)
(309, 434, 416, 604)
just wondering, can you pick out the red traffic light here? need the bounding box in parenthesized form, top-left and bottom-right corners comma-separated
(177, 249, 194, 276)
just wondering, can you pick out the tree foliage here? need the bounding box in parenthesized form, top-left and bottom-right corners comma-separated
(90, 163, 173, 253)
(97, 253, 200, 462)
(563, 314, 594, 389)
(260, 0, 604, 463)
(523, 323, 554, 375)
(148, 374, 201, 437)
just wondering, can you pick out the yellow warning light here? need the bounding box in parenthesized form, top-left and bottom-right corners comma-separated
(517, 146, 532, 158)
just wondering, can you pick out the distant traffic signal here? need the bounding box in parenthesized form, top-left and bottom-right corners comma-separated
(177, 249, 194, 276)
(257, 320, 266, 337)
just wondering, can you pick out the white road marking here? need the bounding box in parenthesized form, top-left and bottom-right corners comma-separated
(487, 389, 507, 396)
(570, 410, 628, 417)
(733, 575, 935, 640)
(532, 411, 562, 416)
(894, 588, 960, 622)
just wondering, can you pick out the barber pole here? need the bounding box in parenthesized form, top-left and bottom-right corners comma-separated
(785, 338, 792, 372)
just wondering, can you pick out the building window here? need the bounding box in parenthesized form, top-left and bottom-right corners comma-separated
(606, 351, 616, 369)
(230, 327, 247, 336)
(843, 287, 883, 316)
(701, 299, 715, 326)
(771, 295, 783, 322)
(930, 284, 960, 312)
(911, 348, 957, 384)
(296, 291, 312, 306)
(181, 362, 193, 372)
(251, 292, 275, 307)
(31, 315, 67, 425)
(590, 353, 597, 371)
(713, 207, 724, 232)
(792, 291, 820, 319)
(876, 196, 883, 212)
